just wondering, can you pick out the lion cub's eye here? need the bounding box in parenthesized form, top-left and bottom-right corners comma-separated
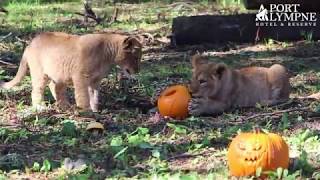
(199, 79, 207, 84)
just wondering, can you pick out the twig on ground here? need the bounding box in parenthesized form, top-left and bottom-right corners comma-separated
(166, 153, 204, 161)
(166, 148, 218, 161)
(0, 58, 16, 66)
(299, 92, 320, 100)
(0, 124, 22, 128)
(15, 36, 29, 45)
(0, 144, 26, 149)
(0, 32, 12, 41)
(242, 107, 310, 121)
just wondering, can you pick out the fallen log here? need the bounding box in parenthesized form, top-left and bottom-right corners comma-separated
(172, 14, 320, 45)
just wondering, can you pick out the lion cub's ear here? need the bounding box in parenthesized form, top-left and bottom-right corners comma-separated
(191, 54, 208, 68)
(123, 36, 142, 51)
(213, 63, 227, 79)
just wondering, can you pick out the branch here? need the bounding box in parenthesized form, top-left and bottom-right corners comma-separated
(300, 92, 320, 100)
(0, 32, 12, 41)
(166, 149, 218, 161)
(15, 36, 29, 45)
(75, 12, 102, 24)
(0, 58, 16, 66)
(242, 107, 310, 121)
(108, 7, 119, 24)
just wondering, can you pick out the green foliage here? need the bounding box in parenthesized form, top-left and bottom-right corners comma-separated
(265, 168, 300, 180)
(0, 128, 31, 143)
(255, 167, 262, 177)
(301, 31, 314, 42)
(32, 162, 41, 172)
(0, 174, 6, 180)
(127, 127, 151, 148)
(167, 123, 187, 135)
(0, 70, 9, 80)
(149, 171, 222, 180)
(0, 153, 25, 171)
(278, 112, 290, 130)
(40, 159, 51, 173)
(295, 150, 314, 175)
(110, 127, 153, 161)
(61, 120, 77, 137)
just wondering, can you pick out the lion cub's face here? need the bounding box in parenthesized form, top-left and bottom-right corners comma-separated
(189, 55, 227, 97)
(117, 36, 143, 77)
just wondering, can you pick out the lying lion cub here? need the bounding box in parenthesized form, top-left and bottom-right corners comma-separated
(1, 32, 142, 112)
(188, 54, 290, 116)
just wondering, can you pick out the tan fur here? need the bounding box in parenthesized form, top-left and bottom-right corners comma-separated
(189, 54, 290, 116)
(0, 32, 142, 112)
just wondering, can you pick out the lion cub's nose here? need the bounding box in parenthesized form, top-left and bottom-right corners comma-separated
(199, 79, 207, 84)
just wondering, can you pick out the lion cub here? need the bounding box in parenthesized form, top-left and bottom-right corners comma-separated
(188, 54, 290, 116)
(1, 32, 142, 112)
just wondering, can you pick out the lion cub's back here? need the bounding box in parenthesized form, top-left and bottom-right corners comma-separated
(26, 32, 81, 82)
(235, 64, 289, 106)
(31, 32, 79, 47)
(236, 67, 270, 106)
(239, 64, 289, 87)
(267, 64, 290, 99)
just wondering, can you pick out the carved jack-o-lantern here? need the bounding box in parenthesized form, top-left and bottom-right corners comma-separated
(227, 129, 289, 177)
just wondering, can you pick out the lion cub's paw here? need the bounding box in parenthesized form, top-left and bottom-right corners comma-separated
(32, 103, 50, 112)
(188, 98, 204, 117)
(55, 101, 71, 111)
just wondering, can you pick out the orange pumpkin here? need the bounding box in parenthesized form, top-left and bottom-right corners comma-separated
(227, 129, 289, 177)
(157, 85, 191, 119)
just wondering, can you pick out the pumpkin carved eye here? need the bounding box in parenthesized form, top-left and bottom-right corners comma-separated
(238, 142, 246, 151)
(253, 143, 262, 151)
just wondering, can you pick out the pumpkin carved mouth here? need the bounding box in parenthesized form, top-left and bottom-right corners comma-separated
(244, 156, 259, 162)
(242, 150, 267, 165)
(243, 156, 261, 165)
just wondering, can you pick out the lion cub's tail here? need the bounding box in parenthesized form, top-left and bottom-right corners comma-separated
(0, 54, 28, 89)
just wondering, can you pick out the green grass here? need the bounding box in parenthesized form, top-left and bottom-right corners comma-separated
(1, 0, 320, 179)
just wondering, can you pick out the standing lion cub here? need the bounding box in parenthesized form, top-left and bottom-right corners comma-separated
(188, 54, 290, 116)
(1, 32, 142, 112)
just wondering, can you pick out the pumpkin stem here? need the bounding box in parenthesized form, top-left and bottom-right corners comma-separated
(253, 126, 261, 134)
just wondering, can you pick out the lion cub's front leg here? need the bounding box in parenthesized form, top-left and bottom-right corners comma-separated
(88, 83, 100, 112)
(72, 76, 91, 111)
(188, 97, 229, 116)
(49, 81, 70, 109)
